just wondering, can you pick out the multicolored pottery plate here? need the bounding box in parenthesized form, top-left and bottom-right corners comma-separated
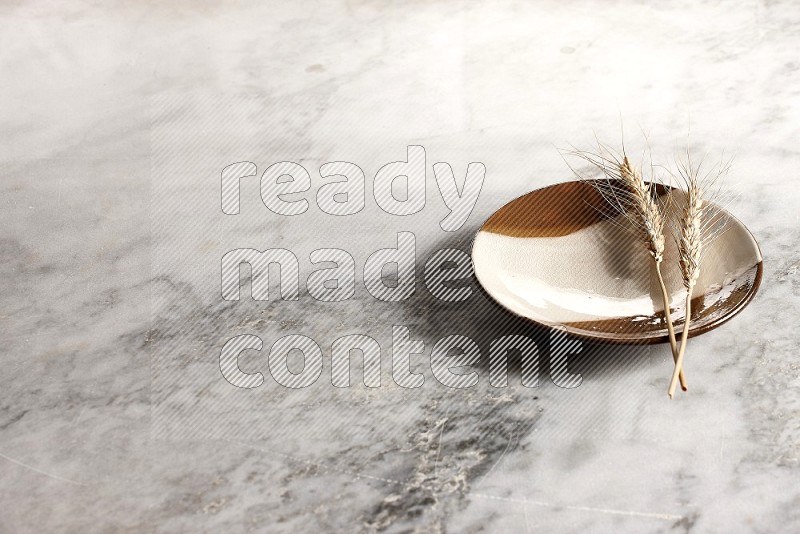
(471, 180, 763, 344)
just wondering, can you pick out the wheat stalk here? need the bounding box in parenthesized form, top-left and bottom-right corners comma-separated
(618, 156, 687, 391)
(667, 153, 729, 398)
(562, 144, 686, 390)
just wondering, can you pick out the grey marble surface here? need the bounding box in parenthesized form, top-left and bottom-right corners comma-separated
(2, 1, 800, 532)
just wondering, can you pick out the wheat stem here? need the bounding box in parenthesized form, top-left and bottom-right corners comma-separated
(668, 287, 693, 398)
(655, 263, 686, 391)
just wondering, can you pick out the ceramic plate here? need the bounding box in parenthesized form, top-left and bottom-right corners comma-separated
(472, 180, 763, 344)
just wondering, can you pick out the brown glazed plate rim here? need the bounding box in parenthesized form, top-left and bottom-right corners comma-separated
(471, 180, 764, 345)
